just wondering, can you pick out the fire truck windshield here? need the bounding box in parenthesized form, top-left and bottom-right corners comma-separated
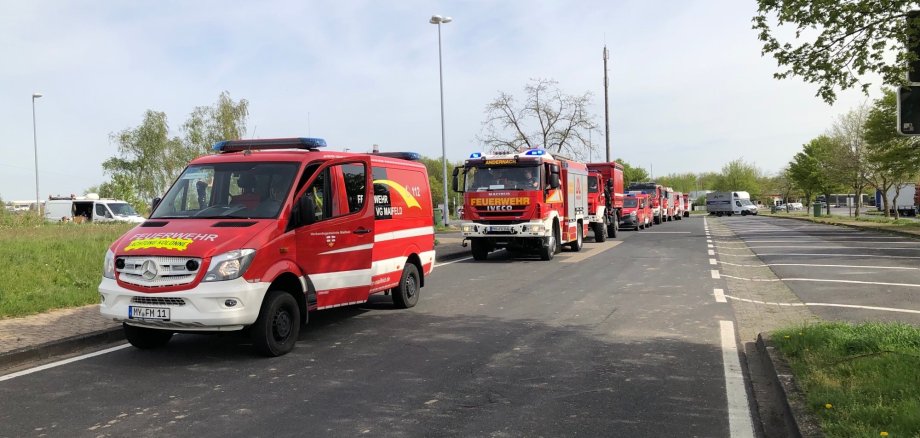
(464, 165, 542, 191)
(623, 198, 638, 208)
(151, 162, 300, 219)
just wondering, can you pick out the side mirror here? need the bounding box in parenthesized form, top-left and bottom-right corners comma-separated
(151, 197, 161, 213)
(451, 167, 463, 193)
(549, 164, 560, 174)
(549, 174, 561, 189)
(297, 194, 317, 226)
(606, 180, 614, 190)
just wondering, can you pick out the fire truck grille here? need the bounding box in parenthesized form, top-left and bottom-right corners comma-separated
(474, 206, 528, 218)
(117, 256, 201, 288)
(131, 297, 187, 306)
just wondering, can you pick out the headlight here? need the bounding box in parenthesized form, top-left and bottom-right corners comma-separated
(103, 249, 115, 279)
(203, 249, 256, 282)
(529, 224, 546, 233)
(461, 224, 475, 233)
(629, 211, 637, 217)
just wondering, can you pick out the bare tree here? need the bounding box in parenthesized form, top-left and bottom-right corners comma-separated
(828, 104, 869, 217)
(478, 78, 599, 160)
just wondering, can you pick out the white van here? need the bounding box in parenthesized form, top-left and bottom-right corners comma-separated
(706, 192, 758, 216)
(45, 194, 145, 223)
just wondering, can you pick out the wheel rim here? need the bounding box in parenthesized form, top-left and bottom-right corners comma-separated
(405, 273, 418, 298)
(272, 308, 293, 341)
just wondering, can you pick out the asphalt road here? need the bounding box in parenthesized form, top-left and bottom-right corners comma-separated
(714, 215, 920, 325)
(0, 217, 756, 437)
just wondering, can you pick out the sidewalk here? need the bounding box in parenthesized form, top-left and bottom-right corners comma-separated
(0, 234, 471, 372)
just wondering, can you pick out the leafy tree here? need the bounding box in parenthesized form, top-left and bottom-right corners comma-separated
(713, 158, 763, 196)
(656, 172, 698, 193)
(183, 91, 250, 156)
(479, 78, 599, 160)
(697, 172, 721, 191)
(419, 157, 464, 217)
(753, 1, 920, 104)
(103, 110, 186, 207)
(787, 136, 845, 213)
(615, 159, 649, 187)
(863, 88, 920, 218)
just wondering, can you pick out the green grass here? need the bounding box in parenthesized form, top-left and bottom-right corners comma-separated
(0, 216, 134, 318)
(774, 322, 920, 437)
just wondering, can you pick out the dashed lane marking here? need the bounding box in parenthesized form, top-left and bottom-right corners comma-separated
(711, 270, 721, 279)
(714, 288, 726, 303)
(754, 253, 920, 259)
(719, 261, 920, 270)
(435, 256, 474, 267)
(721, 275, 920, 288)
(710, 258, 717, 265)
(708, 250, 715, 255)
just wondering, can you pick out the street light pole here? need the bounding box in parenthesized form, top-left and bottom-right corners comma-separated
(32, 92, 43, 217)
(430, 14, 452, 226)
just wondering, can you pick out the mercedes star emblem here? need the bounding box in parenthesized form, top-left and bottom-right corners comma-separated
(141, 260, 159, 280)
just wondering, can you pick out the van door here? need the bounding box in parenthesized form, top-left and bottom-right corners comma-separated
(292, 158, 373, 309)
(94, 203, 113, 222)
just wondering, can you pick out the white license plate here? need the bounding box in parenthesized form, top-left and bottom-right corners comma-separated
(488, 226, 511, 232)
(129, 306, 170, 320)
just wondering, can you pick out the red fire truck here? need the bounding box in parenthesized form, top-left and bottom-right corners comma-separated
(627, 182, 665, 224)
(586, 162, 625, 240)
(673, 191, 684, 220)
(683, 193, 691, 217)
(452, 148, 589, 261)
(100, 138, 435, 357)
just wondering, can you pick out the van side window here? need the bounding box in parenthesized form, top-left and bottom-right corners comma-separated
(342, 163, 366, 213)
(95, 204, 108, 217)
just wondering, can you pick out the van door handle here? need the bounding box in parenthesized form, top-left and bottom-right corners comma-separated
(353, 228, 371, 235)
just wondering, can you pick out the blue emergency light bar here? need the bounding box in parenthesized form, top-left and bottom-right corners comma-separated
(372, 151, 421, 161)
(212, 137, 328, 153)
(524, 149, 546, 156)
(469, 152, 483, 159)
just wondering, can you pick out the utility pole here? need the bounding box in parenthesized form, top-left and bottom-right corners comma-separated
(603, 46, 610, 162)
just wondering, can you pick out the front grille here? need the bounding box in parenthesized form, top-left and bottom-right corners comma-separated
(131, 297, 186, 306)
(118, 256, 201, 287)
(474, 206, 528, 218)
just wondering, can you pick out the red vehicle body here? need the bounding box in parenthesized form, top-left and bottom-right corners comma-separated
(683, 193, 691, 217)
(662, 186, 677, 221)
(99, 138, 435, 356)
(672, 192, 684, 220)
(453, 148, 589, 261)
(627, 182, 665, 224)
(621, 193, 651, 230)
(586, 162, 624, 240)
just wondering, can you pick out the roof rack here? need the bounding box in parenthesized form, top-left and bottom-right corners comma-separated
(212, 137, 327, 153)
(371, 151, 421, 161)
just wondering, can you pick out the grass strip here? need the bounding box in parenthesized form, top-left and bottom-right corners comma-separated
(774, 322, 920, 437)
(0, 217, 133, 318)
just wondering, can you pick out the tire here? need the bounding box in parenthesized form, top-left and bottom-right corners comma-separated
(592, 222, 607, 242)
(540, 224, 560, 261)
(654, 214, 661, 224)
(392, 264, 420, 309)
(608, 216, 619, 238)
(470, 239, 489, 261)
(251, 290, 300, 357)
(568, 223, 583, 252)
(676, 214, 682, 220)
(123, 323, 173, 349)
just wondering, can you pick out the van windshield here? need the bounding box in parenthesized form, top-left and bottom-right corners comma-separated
(151, 162, 300, 219)
(623, 198, 638, 208)
(107, 202, 138, 216)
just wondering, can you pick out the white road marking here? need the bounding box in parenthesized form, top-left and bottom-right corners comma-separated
(721, 275, 920, 288)
(738, 238, 918, 243)
(711, 270, 721, 279)
(710, 258, 717, 265)
(708, 250, 715, 255)
(755, 253, 920, 259)
(747, 245, 920, 251)
(0, 344, 131, 382)
(720, 321, 755, 438)
(708, 244, 714, 248)
(718, 261, 767, 267)
(766, 263, 920, 271)
(434, 256, 474, 267)
(724, 295, 920, 315)
(713, 288, 726, 303)
(640, 231, 693, 234)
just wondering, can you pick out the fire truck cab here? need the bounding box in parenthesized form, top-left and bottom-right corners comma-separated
(99, 138, 435, 357)
(627, 182, 664, 224)
(452, 149, 589, 261)
(586, 162, 625, 240)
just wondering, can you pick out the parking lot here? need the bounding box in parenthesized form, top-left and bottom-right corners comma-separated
(711, 215, 920, 325)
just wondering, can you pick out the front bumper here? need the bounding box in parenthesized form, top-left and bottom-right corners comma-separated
(99, 277, 270, 331)
(460, 221, 550, 238)
(620, 215, 639, 227)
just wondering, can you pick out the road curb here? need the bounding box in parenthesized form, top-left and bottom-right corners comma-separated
(0, 326, 124, 373)
(765, 214, 920, 240)
(755, 333, 824, 438)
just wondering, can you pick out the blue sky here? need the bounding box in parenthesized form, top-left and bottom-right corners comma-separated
(0, 1, 875, 201)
